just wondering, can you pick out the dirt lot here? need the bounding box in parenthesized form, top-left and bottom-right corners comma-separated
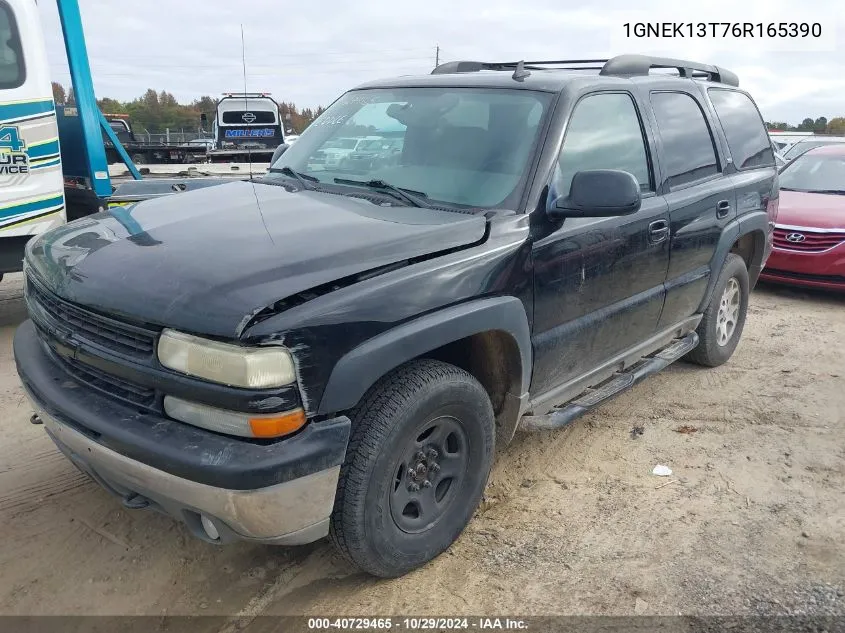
(1, 272, 843, 618)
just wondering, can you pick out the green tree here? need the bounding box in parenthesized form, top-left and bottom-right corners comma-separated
(51, 82, 66, 105)
(827, 117, 845, 135)
(766, 121, 793, 131)
(797, 117, 815, 131)
(97, 97, 125, 114)
(814, 116, 828, 133)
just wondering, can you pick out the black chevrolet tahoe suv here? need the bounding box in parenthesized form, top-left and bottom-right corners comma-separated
(15, 54, 777, 578)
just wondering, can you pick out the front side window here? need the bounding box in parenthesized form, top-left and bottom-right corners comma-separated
(552, 92, 652, 200)
(708, 89, 774, 170)
(651, 92, 719, 189)
(779, 152, 845, 194)
(268, 87, 552, 209)
(0, 1, 24, 89)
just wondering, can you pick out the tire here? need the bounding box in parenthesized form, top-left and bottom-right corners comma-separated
(131, 153, 147, 165)
(329, 359, 495, 577)
(686, 253, 749, 367)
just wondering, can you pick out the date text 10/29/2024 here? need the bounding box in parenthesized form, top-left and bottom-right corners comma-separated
(307, 618, 528, 630)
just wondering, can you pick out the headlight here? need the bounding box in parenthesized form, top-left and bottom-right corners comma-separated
(164, 396, 305, 438)
(157, 329, 296, 388)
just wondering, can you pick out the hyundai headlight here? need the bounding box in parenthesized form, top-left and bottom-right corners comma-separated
(157, 329, 296, 389)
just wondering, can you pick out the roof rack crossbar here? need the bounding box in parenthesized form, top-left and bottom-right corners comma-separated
(599, 54, 739, 86)
(431, 59, 609, 74)
(431, 54, 739, 86)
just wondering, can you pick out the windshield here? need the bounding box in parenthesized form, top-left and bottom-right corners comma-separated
(783, 138, 845, 161)
(779, 152, 845, 193)
(267, 87, 551, 209)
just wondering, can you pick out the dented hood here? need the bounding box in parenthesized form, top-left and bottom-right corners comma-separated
(25, 180, 486, 338)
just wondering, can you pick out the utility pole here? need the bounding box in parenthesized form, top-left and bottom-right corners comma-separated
(435, 45, 440, 67)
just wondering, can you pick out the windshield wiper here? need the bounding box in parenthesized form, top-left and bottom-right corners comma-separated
(811, 189, 845, 196)
(269, 166, 319, 189)
(333, 178, 431, 208)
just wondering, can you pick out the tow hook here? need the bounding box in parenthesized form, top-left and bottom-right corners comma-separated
(121, 492, 150, 510)
(30, 414, 43, 425)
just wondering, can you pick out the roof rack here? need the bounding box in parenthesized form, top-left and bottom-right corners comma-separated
(431, 54, 739, 87)
(431, 59, 607, 74)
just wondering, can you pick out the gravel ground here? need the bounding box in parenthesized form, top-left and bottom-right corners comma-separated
(1, 272, 843, 621)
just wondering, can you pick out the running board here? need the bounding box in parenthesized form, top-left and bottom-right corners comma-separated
(519, 332, 699, 431)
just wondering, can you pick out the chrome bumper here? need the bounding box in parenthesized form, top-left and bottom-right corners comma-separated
(38, 407, 340, 545)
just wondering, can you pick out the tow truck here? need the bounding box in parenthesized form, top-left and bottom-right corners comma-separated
(0, 0, 245, 281)
(205, 92, 285, 163)
(103, 113, 199, 165)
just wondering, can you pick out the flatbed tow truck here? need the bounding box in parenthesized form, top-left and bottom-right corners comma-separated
(206, 92, 285, 163)
(0, 0, 258, 279)
(103, 113, 201, 165)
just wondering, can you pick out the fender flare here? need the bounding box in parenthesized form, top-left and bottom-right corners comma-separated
(317, 296, 532, 415)
(697, 211, 769, 312)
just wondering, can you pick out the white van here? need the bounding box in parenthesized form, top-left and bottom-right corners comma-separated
(1, 0, 65, 279)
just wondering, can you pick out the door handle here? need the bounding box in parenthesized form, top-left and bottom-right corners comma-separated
(716, 200, 732, 219)
(648, 220, 670, 244)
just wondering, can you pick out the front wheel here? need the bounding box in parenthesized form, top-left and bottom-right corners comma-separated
(686, 253, 750, 367)
(330, 359, 495, 577)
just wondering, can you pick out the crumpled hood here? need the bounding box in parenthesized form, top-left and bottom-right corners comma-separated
(25, 180, 486, 338)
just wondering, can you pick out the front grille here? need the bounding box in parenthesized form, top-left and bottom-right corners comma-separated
(773, 227, 845, 252)
(26, 276, 159, 357)
(52, 351, 157, 410)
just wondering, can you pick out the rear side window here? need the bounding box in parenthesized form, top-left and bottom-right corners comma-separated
(0, 1, 24, 89)
(708, 89, 774, 170)
(554, 92, 653, 197)
(650, 92, 719, 189)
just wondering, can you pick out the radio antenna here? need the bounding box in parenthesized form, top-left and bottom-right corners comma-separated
(240, 24, 253, 180)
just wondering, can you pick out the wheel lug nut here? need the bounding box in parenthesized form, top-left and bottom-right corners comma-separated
(415, 451, 426, 461)
(409, 483, 420, 492)
(430, 463, 440, 472)
(407, 468, 416, 478)
(423, 480, 432, 488)
(427, 448, 438, 459)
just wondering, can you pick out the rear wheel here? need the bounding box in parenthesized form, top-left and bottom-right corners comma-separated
(329, 359, 495, 577)
(686, 253, 749, 367)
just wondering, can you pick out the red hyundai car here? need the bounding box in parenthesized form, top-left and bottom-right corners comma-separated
(760, 145, 845, 291)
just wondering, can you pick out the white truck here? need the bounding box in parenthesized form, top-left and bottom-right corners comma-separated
(1, 0, 244, 282)
(206, 92, 285, 163)
(0, 0, 65, 281)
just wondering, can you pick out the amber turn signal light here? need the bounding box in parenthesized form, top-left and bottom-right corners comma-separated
(248, 409, 307, 438)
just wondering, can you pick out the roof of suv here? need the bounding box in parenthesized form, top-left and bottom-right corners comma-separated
(355, 54, 741, 93)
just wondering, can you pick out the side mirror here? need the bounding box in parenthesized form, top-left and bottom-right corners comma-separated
(269, 143, 290, 165)
(549, 169, 642, 219)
